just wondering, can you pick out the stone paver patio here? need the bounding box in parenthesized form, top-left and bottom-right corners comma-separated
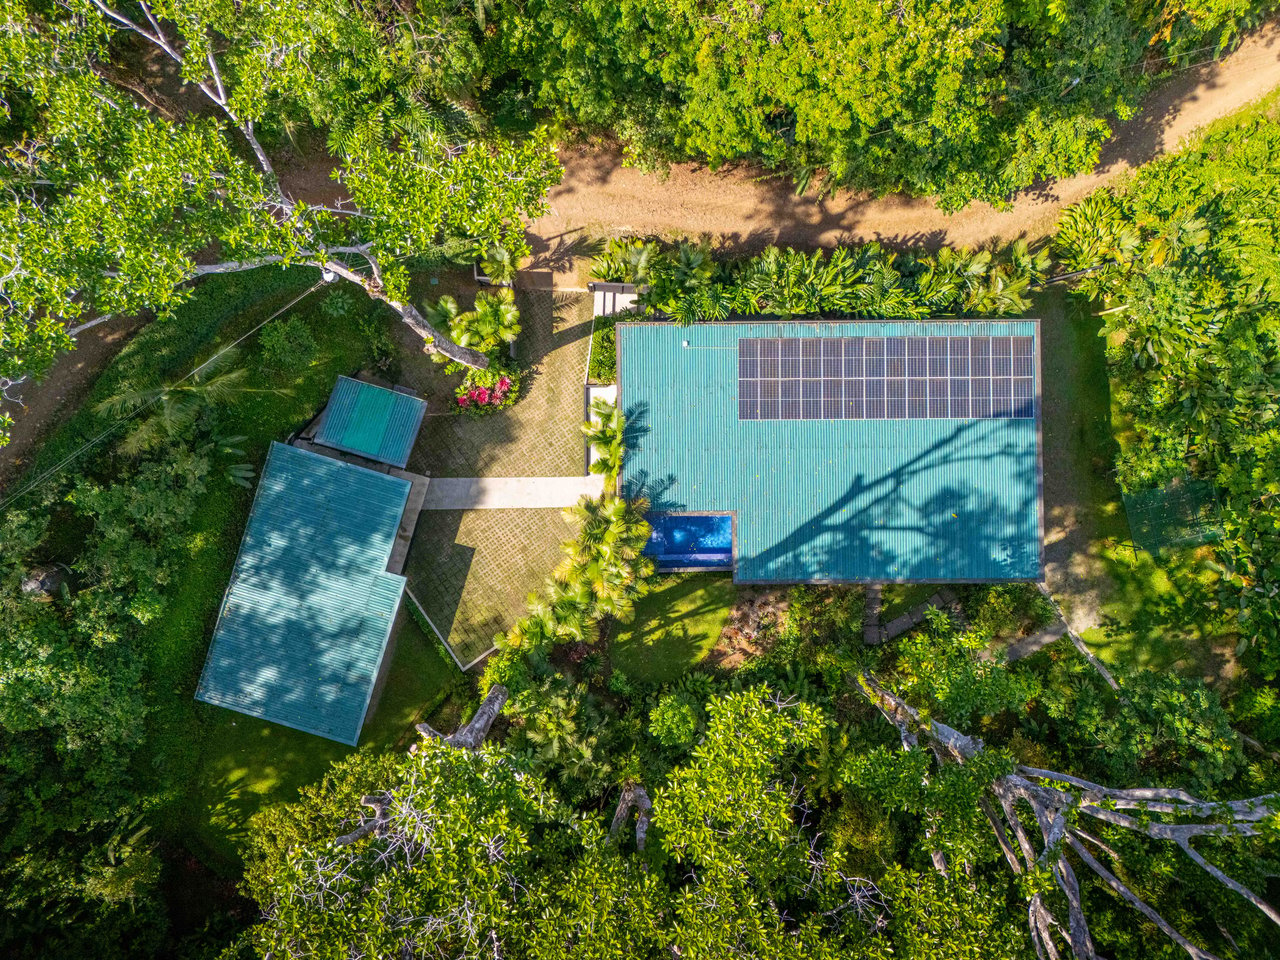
(398, 283, 595, 666)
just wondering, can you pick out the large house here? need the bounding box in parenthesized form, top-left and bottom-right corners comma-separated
(617, 320, 1044, 583)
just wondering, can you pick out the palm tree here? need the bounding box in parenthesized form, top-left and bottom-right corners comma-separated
(450, 288, 521, 356)
(582, 399, 625, 482)
(480, 243, 519, 286)
(95, 348, 281, 455)
(422, 294, 461, 331)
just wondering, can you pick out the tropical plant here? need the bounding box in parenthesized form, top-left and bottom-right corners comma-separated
(259, 316, 317, 373)
(582, 398, 625, 483)
(479, 243, 519, 285)
(455, 366, 520, 414)
(628, 239, 1049, 323)
(449, 288, 522, 356)
(590, 237, 660, 284)
(94, 348, 282, 455)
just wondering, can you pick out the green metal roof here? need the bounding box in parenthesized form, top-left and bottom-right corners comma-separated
(618, 320, 1043, 583)
(313, 376, 426, 468)
(196, 442, 410, 745)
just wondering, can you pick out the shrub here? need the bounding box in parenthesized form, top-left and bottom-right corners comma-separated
(588, 316, 617, 384)
(356, 312, 395, 370)
(449, 289, 521, 358)
(590, 237, 658, 284)
(649, 694, 698, 748)
(964, 584, 1056, 639)
(455, 366, 521, 415)
(319, 287, 358, 320)
(260, 316, 317, 372)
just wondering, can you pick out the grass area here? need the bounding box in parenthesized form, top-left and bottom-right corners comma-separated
(610, 574, 737, 684)
(1081, 545, 1237, 684)
(879, 584, 936, 623)
(188, 614, 460, 865)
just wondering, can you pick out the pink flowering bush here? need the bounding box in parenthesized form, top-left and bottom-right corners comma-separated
(455, 369, 520, 416)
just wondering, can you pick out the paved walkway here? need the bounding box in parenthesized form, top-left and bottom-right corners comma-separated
(421, 475, 605, 510)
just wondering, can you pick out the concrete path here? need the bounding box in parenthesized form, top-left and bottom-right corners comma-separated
(421, 475, 605, 510)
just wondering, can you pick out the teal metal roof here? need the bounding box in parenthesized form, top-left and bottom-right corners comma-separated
(314, 376, 426, 468)
(196, 442, 410, 745)
(618, 321, 1043, 583)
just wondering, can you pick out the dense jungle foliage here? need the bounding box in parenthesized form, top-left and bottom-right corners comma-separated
(243, 590, 1280, 960)
(1054, 99, 1280, 677)
(478, 0, 1271, 205)
(591, 236, 1050, 322)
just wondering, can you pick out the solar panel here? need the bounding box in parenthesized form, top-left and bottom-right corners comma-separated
(737, 335, 1035, 422)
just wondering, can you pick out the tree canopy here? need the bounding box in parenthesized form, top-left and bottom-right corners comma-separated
(0, 0, 561, 444)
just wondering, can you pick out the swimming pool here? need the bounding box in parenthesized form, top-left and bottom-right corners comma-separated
(644, 514, 733, 569)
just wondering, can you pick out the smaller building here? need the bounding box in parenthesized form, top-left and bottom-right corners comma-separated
(195, 442, 411, 745)
(313, 375, 427, 469)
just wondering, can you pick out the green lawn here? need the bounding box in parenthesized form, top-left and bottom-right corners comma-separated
(610, 574, 737, 684)
(188, 614, 459, 865)
(879, 584, 936, 623)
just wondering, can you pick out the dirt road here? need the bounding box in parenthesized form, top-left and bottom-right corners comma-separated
(528, 20, 1280, 271)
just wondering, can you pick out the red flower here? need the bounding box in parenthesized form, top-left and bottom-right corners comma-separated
(476, 387, 491, 404)
(457, 395, 469, 407)
(497, 377, 512, 390)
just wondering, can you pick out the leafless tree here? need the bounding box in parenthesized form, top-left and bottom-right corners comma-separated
(857, 672, 1280, 960)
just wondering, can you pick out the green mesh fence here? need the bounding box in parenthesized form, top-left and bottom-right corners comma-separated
(1123, 477, 1223, 554)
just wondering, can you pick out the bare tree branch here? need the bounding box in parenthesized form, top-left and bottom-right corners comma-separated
(1066, 837, 1220, 960)
(414, 684, 508, 752)
(1174, 838, 1280, 926)
(334, 794, 392, 847)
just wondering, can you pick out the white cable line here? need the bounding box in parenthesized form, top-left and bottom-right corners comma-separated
(1, 279, 327, 511)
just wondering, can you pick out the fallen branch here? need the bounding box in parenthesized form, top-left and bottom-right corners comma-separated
(414, 684, 508, 753)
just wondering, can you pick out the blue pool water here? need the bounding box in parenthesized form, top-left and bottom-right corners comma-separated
(645, 514, 733, 569)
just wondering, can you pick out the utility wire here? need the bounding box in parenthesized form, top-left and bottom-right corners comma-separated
(0, 278, 327, 512)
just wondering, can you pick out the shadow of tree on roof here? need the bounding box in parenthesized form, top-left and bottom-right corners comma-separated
(747, 418, 1040, 582)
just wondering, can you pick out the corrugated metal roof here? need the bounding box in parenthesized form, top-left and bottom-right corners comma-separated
(313, 376, 426, 468)
(617, 320, 1043, 583)
(195, 442, 410, 745)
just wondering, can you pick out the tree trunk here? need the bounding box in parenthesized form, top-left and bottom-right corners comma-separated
(609, 783, 653, 851)
(414, 684, 508, 752)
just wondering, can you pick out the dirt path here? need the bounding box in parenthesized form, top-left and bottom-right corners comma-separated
(528, 20, 1280, 275)
(0, 315, 146, 488)
(3, 22, 1278, 485)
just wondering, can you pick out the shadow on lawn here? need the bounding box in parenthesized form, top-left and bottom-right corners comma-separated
(611, 575, 738, 683)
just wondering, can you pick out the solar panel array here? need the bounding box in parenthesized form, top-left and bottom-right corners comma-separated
(738, 335, 1035, 421)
